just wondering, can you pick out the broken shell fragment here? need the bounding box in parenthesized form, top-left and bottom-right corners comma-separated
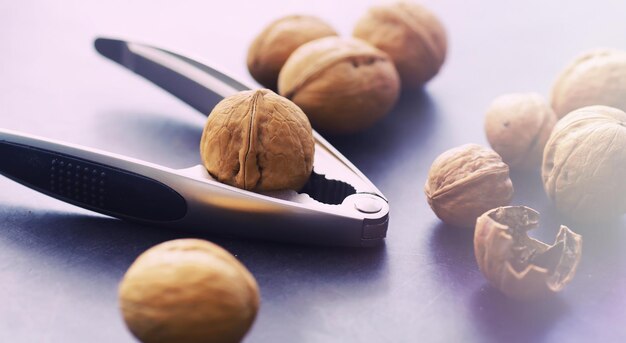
(474, 206, 582, 300)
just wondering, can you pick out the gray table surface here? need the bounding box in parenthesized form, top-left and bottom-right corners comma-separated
(1, 1, 625, 342)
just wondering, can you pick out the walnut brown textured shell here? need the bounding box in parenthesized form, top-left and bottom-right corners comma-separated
(278, 36, 400, 135)
(247, 15, 337, 90)
(200, 89, 315, 192)
(119, 239, 260, 343)
(353, 1, 447, 89)
(542, 105, 626, 223)
(474, 206, 583, 300)
(551, 49, 626, 118)
(425, 144, 514, 228)
(484, 93, 557, 170)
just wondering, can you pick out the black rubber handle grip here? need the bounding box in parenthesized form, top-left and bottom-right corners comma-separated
(0, 141, 187, 222)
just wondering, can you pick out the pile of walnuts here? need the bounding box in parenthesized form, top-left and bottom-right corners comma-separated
(114, 4, 626, 343)
(247, 2, 447, 135)
(200, 1, 450, 194)
(424, 47, 626, 299)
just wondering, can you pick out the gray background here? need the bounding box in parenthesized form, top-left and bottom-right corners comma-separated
(1, 1, 625, 342)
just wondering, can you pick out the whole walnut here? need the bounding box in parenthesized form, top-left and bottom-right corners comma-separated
(119, 239, 260, 343)
(425, 144, 514, 228)
(278, 36, 400, 135)
(475, 206, 582, 300)
(542, 105, 626, 223)
(247, 15, 337, 90)
(200, 89, 314, 191)
(551, 49, 626, 118)
(484, 93, 557, 170)
(353, 1, 447, 89)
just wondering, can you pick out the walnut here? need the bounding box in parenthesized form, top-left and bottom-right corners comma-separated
(278, 36, 400, 135)
(353, 1, 447, 89)
(484, 93, 557, 170)
(475, 206, 583, 300)
(247, 15, 337, 90)
(200, 89, 314, 192)
(551, 49, 626, 118)
(542, 105, 626, 223)
(119, 239, 260, 343)
(425, 144, 513, 228)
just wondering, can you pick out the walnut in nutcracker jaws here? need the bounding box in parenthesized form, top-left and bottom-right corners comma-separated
(200, 89, 315, 192)
(353, 1, 447, 89)
(119, 239, 260, 343)
(475, 206, 583, 300)
(424, 144, 514, 228)
(247, 15, 337, 90)
(484, 93, 557, 170)
(542, 105, 626, 223)
(551, 49, 626, 118)
(278, 36, 400, 135)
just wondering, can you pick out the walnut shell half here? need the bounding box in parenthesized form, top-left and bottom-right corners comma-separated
(475, 206, 583, 300)
(200, 89, 314, 192)
(425, 144, 513, 228)
(542, 105, 626, 223)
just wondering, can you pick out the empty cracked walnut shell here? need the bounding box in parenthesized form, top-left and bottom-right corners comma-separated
(119, 239, 260, 343)
(484, 93, 557, 170)
(353, 1, 447, 89)
(278, 36, 400, 135)
(542, 105, 626, 223)
(200, 89, 315, 192)
(247, 15, 337, 90)
(425, 144, 514, 228)
(475, 206, 583, 300)
(551, 48, 626, 118)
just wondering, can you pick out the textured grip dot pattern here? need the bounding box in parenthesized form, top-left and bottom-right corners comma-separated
(0, 141, 187, 222)
(49, 159, 106, 207)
